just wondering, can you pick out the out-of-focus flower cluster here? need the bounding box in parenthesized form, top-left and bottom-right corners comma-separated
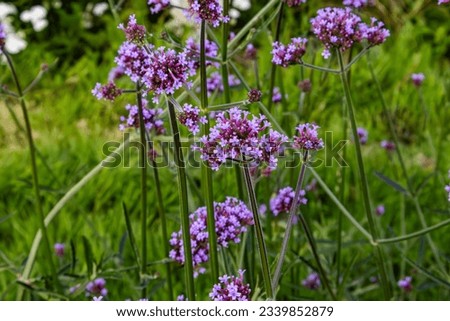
(283, 0, 307, 7)
(209, 270, 251, 301)
(119, 99, 165, 134)
(169, 197, 253, 276)
(198, 107, 288, 171)
(343, 0, 375, 8)
(86, 278, 108, 297)
(302, 272, 321, 290)
(411, 73, 425, 87)
(271, 37, 308, 67)
(148, 0, 170, 14)
(270, 186, 307, 216)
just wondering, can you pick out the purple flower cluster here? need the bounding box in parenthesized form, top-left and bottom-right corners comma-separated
(206, 72, 240, 95)
(272, 87, 282, 103)
(293, 123, 324, 151)
(247, 89, 262, 103)
(86, 278, 108, 297)
(209, 270, 251, 301)
(115, 42, 150, 83)
(118, 14, 146, 43)
(357, 127, 368, 145)
(0, 23, 5, 49)
(198, 107, 288, 171)
(187, 0, 229, 28)
(445, 170, 450, 202)
(411, 73, 425, 87)
(398, 276, 413, 292)
(119, 99, 165, 134)
(244, 44, 257, 60)
(298, 79, 312, 93)
(185, 37, 219, 71)
(271, 37, 308, 67)
(283, 0, 307, 6)
(375, 204, 385, 216)
(169, 197, 254, 276)
(343, 0, 375, 8)
(54, 243, 65, 257)
(178, 103, 207, 135)
(148, 0, 170, 14)
(438, 0, 449, 4)
(270, 186, 307, 216)
(302, 272, 321, 290)
(108, 66, 125, 82)
(310, 7, 389, 59)
(92, 82, 122, 101)
(380, 140, 395, 152)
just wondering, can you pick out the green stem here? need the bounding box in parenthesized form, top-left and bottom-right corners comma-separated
(4, 51, 59, 292)
(337, 50, 392, 299)
(267, 2, 284, 113)
(200, 21, 219, 282)
(272, 151, 308, 295)
(136, 86, 148, 299)
(167, 98, 196, 300)
(242, 165, 273, 300)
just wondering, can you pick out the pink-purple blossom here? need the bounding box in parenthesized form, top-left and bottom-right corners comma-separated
(0, 23, 5, 49)
(343, 0, 375, 8)
(248, 89, 262, 103)
(119, 99, 165, 134)
(380, 140, 395, 152)
(209, 270, 251, 301)
(92, 82, 123, 101)
(398, 276, 413, 292)
(169, 197, 254, 276)
(271, 37, 308, 67)
(118, 14, 146, 43)
(357, 127, 368, 145)
(178, 103, 207, 135)
(375, 204, 385, 216)
(302, 272, 321, 290)
(184, 37, 219, 71)
(205, 72, 240, 95)
(360, 18, 390, 46)
(54, 243, 65, 257)
(272, 87, 282, 103)
(86, 278, 108, 297)
(411, 73, 425, 87)
(198, 107, 288, 171)
(244, 44, 257, 60)
(293, 123, 324, 151)
(270, 186, 307, 216)
(298, 79, 312, 93)
(438, 0, 449, 4)
(187, 0, 229, 27)
(445, 185, 450, 202)
(283, 0, 307, 7)
(148, 0, 170, 14)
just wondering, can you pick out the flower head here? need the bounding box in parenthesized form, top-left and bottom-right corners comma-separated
(108, 66, 125, 82)
(205, 72, 240, 95)
(115, 42, 151, 83)
(360, 18, 390, 46)
(92, 82, 122, 101)
(119, 99, 165, 134)
(198, 107, 287, 171)
(272, 87, 282, 103)
(178, 103, 207, 135)
(283, 0, 307, 6)
(209, 270, 251, 301)
(271, 37, 308, 67)
(247, 89, 262, 103)
(148, 0, 170, 14)
(445, 184, 450, 202)
(184, 37, 219, 71)
(169, 197, 253, 276)
(118, 15, 146, 43)
(270, 186, 307, 216)
(380, 140, 395, 152)
(376, 204, 385, 216)
(0, 23, 6, 49)
(244, 44, 257, 60)
(86, 278, 108, 297)
(187, 0, 229, 27)
(298, 79, 312, 93)
(357, 127, 368, 145)
(438, 0, 449, 4)
(411, 73, 425, 87)
(54, 243, 65, 257)
(293, 123, 324, 151)
(302, 272, 321, 290)
(343, 0, 375, 8)
(398, 276, 413, 292)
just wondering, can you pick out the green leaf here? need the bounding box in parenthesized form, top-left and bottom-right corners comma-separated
(374, 171, 408, 195)
(82, 236, 94, 278)
(122, 202, 141, 269)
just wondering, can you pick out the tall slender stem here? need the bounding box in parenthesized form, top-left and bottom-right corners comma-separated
(337, 50, 392, 299)
(272, 151, 308, 294)
(200, 21, 219, 282)
(136, 86, 148, 298)
(4, 51, 59, 291)
(267, 2, 284, 113)
(242, 165, 273, 300)
(167, 98, 196, 300)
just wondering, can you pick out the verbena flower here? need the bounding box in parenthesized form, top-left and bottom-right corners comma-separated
(283, 0, 307, 7)
(108, 66, 125, 82)
(343, 0, 375, 8)
(92, 82, 122, 101)
(184, 37, 220, 71)
(169, 197, 254, 276)
(445, 185, 450, 202)
(178, 103, 207, 135)
(302, 272, 321, 289)
(119, 99, 165, 134)
(293, 123, 324, 151)
(148, 0, 170, 14)
(118, 14, 146, 43)
(398, 276, 413, 292)
(298, 79, 312, 93)
(198, 107, 287, 171)
(375, 204, 385, 216)
(271, 37, 308, 67)
(311, 7, 389, 59)
(411, 73, 425, 87)
(92, 296, 103, 301)
(187, 0, 229, 27)
(438, 0, 449, 4)
(270, 186, 307, 216)
(244, 44, 257, 60)
(86, 278, 108, 297)
(177, 294, 187, 301)
(54, 243, 65, 257)
(247, 89, 262, 103)
(115, 42, 151, 83)
(209, 270, 251, 301)
(272, 87, 282, 103)
(0, 23, 5, 49)
(380, 140, 395, 152)
(205, 72, 240, 95)
(357, 127, 368, 145)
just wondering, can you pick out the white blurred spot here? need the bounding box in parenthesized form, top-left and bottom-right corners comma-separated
(93, 2, 109, 16)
